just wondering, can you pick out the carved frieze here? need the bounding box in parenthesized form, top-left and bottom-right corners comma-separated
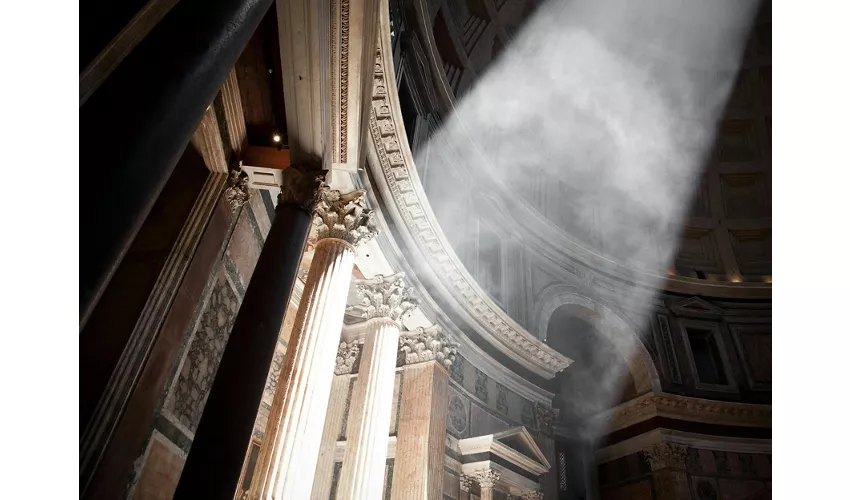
(314, 189, 379, 247)
(520, 491, 544, 500)
(346, 272, 418, 322)
(398, 325, 457, 370)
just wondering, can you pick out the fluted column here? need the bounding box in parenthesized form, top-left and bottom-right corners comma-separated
(250, 189, 378, 500)
(391, 326, 457, 500)
(474, 469, 500, 500)
(337, 273, 418, 499)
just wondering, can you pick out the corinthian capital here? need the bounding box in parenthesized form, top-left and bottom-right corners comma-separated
(277, 164, 327, 212)
(313, 189, 379, 246)
(533, 403, 558, 435)
(334, 340, 361, 375)
(459, 473, 474, 492)
(398, 325, 457, 369)
(347, 272, 418, 322)
(473, 468, 500, 488)
(643, 442, 688, 471)
(224, 167, 250, 210)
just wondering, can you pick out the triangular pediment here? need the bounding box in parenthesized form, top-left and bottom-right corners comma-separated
(672, 296, 723, 317)
(493, 427, 551, 470)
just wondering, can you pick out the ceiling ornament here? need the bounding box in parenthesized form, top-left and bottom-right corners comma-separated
(224, 167, 250, 211)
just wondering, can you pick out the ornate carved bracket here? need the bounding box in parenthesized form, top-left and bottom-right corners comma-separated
(313, 188, 379, 246)
(346, 272, 418, 322)
(398, 325, 457, 370)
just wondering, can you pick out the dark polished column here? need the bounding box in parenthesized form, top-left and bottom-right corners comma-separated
(174, 170, 323, 500)
(79, 0, 274, 330)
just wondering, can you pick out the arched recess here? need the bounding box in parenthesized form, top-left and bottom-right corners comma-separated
(534, 284, 661, 394)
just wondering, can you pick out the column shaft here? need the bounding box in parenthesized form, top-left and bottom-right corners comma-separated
(251, 238, 357, 499)
(173, 201, 311, 499)
(80, 0, 273, 328)
(311, 374, 352, 499)
(391, 361, 449, 500)
(337, 319, 401, 500)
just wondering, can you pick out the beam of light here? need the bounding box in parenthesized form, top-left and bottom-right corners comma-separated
(415, 0, 759, 441)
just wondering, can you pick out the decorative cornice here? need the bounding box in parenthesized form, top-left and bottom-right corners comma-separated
(587, 391, 772, 435)
(366, 11, 570, 379)
(398, 325, 457, 369)
(346, 272, 418, 322)
(224, 167, 250, 210)
(334, 340, 362, 375)
(314, 189, 379, 246)
(643, 442, 688, 471)
(473, 468, 501, 489)
(533, 403, 558, 435)
(278, 165, 327, 213)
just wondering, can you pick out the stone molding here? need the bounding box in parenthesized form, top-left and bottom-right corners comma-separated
(335, 340, 362, 375)
(346, 272, 418, 322)
(191, 104, 229, 173)
(643, 442, 688, 471)
(398, 325, 457, 370)
(586, 391, 772, 435)
(473, 468, 500, 488)
(366, 7, 569, 379)
(314, 189, 379, 246)
(224, 167, 250, 210)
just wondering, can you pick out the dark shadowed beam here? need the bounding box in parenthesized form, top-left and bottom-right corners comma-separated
(79, 0, 275, 330)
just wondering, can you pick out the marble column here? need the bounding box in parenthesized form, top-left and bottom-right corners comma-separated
(391, 326, 457, 500)
(80, 0, 275, 329)
(337, 273, 418, 500)
(644, 443, 692, 500)
(250, 189, 378, 500)
(474, 469, 500, 500)
(174, 167, 324, 500)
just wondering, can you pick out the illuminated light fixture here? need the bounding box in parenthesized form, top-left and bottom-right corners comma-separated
(730, 275, 742, 283)
(764, 276, 772, 284)
(272, 131, 282, 143)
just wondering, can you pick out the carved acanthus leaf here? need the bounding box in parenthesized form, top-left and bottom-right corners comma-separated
(347, 272, 418, 322)
(313, 189, 379, 246)
(277, 164, 327, 213)
(533, 403, 558, 435)
(473, 468, 500, 488)
(643, 442, 688, 471)
(224, 167, 250, 210)
(398, 325, 457, 369)
(459, 473, 474, 492)
(334, 340, 362, 375)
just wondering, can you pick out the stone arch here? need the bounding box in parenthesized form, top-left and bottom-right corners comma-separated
(533, 284, 661, 394)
